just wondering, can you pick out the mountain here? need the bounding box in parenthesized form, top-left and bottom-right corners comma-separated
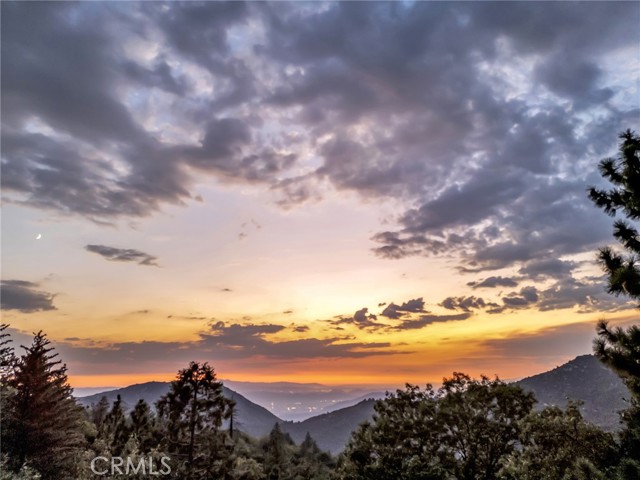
(77, 382, 281, 439)
(221, 379, 388, 421)
(282, 399, 377, 454)
(76, 355, 632, 454)
(74, 386, 118, 397)
(515, 354, 630, 430)
(324, 391, 387, 413)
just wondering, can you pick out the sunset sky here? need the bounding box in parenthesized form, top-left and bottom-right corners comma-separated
(1, 1, 639, 390)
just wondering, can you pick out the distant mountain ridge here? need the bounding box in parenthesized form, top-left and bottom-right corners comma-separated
(281, 399, 378, 454)
(221, 379, 386, 421)
(77, 354, 632, 453)
(516, 354, 630, 430)
(78, 382, 281, 439)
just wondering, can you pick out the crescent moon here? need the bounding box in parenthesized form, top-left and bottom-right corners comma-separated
(36, 234, 42, 240)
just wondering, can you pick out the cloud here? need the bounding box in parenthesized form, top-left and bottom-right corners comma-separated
(477, 320, 625, 362)
(467, 276, 520, 289)
(518, 258, 577, 281)
(380, 297, 426, 319)
(330, 307, 386, 330)
(395, 313, 473, 331)
(503, 286, 539, 307)
(85, 245, 159, 267)
(0, 280, 56, 313)
(440, 296, 498, 312)
(536, 275, 634, 313)
(47, 321, 405, 375)
(1, 1, 638, 295)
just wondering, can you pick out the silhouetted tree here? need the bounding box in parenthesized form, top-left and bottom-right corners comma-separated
(0, 324, 16, 382)
(90, 395, 110, 435)
(292, 432, 334, 480)
(588, 129, 640, 302)
(589, 130, 640, 478)
(157, 361, 232, 479)
(341, 384, 444, 480)
(340, 374, 534, 480)
(102, 394, 130, 456)
(437, 373, 535, 480)
(1, 331, 85, 479)
(263, 423, 293, 480)
(594, 321, 640, 399)
(130, 398, 157, 453)
(500, 402, 618, 480)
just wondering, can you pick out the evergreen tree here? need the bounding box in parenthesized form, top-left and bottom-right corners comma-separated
(90, 395, 111, 435)
(588, 129, 640, 302)
(156, 361, 232, 479)
(0, 324, 16, 382)
(594, 321, 640, 399)
(589, 129, 640, 476)
(263, 423, 293, 480)
(0, 324, 17, 471)
(292, 433, 334, 480)
(593, 321, 640, 473)
(130, 398, 157, 453)
(1, 331, 85, 479)
(102, 394, 130, 456)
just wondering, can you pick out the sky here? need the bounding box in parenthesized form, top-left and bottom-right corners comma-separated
(1, 1, 639, 390)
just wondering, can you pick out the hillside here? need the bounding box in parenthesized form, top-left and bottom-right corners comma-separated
(282, 399, 377, 454)
(76, 355, 632, 454)
(222, 379, 384, 421)
(78, 382, 281, 439)
(516, 354, 630, 430)
(324, 391, 387, 413)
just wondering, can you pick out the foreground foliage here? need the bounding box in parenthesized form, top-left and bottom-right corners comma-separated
(588, 129, 640, 303)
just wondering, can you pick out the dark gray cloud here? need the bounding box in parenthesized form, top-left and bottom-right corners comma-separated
(440, 296, 498, 313)
(395, 313, 473, 331)
(484, 276, 635, 314)
(467, 276, 520, 289)
(537, 275, 634, 313)
(518, 259, 577, 281)
(477, 320, 624, 363)
(47, 321, 404, 374)
(502, 286, 540, 308)
(2, 1, 638, 301)
(330, 307, 386, 330)
(85, 245, 159, 266)
(380, 298, 426, 319)
(0, 2, 290, 221)
(0, 280, 56, 313)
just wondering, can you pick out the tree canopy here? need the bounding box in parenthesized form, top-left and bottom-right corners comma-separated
(588, 129, 640, 302)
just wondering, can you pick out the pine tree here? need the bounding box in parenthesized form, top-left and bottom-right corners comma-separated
(588, 129, 640, 302)
(293, 433, 334, 480)
(102, 394, 130, 455)
(130, 398, 157, 453)
(0, 324, 16, 382)
(156, 361, 232, 479)
(91, 395, 111, 434)
(594, 321, 640, 399)
(589, 130, 640, 477)
(263, 423, 293, 480)
(1, 331, 85, 479)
